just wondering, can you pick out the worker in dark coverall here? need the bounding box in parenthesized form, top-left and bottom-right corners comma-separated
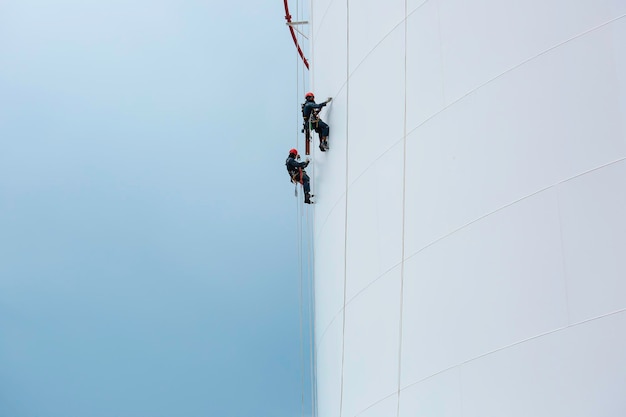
(286, 148, 313, 204)
(302, 92, 332, 152)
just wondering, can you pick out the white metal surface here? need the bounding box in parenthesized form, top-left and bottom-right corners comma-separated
(311, 1, 626, 416)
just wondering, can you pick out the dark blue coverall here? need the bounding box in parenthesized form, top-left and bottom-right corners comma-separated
(303, 100, 330, 137)
(286, 155, 311, 194)
(286, 154, 313, 203)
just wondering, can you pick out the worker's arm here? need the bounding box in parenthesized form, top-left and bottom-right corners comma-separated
(287, 158, 310, 170)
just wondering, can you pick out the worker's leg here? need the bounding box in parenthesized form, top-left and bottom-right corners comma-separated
(302, 173, 311, 194)
(318, 120, 329, 150)
(318, 120, 329, 137)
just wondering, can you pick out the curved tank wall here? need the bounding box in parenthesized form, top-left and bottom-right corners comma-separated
(309, 1, 626, 416)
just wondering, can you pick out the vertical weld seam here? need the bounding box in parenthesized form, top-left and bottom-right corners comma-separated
(308, 5, 320, 417)
(397, 2, 408, 416)
(339, 2, 350, 417)
(554, 186, 572, 326)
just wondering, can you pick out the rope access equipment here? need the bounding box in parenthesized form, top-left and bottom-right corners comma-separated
(283, 0, 309, 70)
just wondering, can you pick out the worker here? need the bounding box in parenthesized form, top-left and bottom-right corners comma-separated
(302, 92, 332, 152)
(286, 148, 313, 204)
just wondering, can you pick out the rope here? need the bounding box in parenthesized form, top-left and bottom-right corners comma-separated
(284, 0, 310, 69)
(293, 4, 305, 416)
(305, 7, 318, 417)
(291, 2, 316, 416)
(306, 205, 316, 417)
(298, 4, 316, 416)
(298, 206, 306, 417)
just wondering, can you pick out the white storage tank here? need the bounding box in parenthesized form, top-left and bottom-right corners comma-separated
(309, 1, 626, 416)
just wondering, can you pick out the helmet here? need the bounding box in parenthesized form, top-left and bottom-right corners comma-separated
(289, 148, 298, 155)
(305, 92, 314, 99)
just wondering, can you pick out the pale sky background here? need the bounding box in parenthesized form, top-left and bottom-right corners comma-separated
(0, 1, 315, 416)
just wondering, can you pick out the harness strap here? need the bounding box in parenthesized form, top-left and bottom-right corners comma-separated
(289, 168, 304, 184)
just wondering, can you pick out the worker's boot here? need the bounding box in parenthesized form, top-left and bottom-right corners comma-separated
(304, 192, 313, 204)
(319, 139, 326, 152)
(322, 136, 329, 150)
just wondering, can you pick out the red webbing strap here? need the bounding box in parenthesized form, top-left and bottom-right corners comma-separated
(283, 0, 309, 70)
(305, 123, 311, 155)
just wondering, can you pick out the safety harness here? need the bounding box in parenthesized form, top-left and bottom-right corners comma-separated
(287, 157, 304, 185)
(289, 167, 303, 185)
(302, 102, 320, 132)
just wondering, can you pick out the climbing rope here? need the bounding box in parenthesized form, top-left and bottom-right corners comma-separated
(290, 2, 316, 417)
(305, 205, 317, 417)
(284, 0, 309, 69)
(294, 4, 305, 415)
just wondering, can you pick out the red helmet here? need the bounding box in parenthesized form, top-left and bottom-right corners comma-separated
(305, 92, 314, 99)
(289, 148, 298, 155)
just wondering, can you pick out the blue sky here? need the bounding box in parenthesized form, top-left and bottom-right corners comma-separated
(0, 1, 314, 416)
